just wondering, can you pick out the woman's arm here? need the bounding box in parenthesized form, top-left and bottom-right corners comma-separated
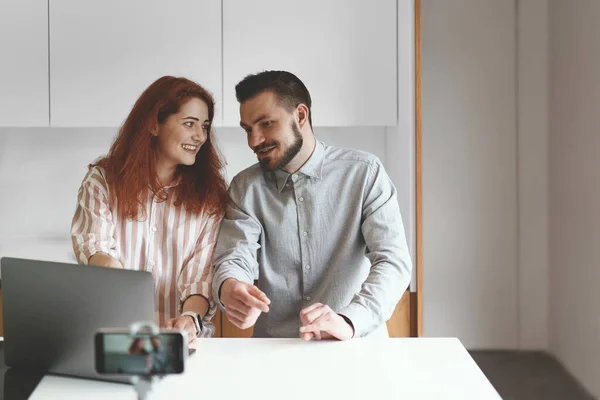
(71, 167, 120, 266)
(181, 294, 209, 319)
(176, 213, 223, 333)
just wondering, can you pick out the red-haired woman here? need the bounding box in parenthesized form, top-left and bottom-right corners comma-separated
(71, 76, 228, 345)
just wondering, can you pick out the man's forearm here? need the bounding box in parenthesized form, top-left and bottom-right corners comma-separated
(339, 257, 411, 338)
(212, 261, 255, 310)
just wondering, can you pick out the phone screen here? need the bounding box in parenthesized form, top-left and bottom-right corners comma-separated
(95, 332, 184, 375)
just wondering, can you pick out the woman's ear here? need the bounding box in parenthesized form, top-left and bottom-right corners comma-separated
(149, 123, 159, 137)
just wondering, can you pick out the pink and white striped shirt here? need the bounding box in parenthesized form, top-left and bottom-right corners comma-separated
(71, 166, 221, 337)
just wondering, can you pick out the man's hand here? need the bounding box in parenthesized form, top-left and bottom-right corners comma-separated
(165, 316, 197, 347)
(299, 303, 354, 341)
(220, 278, 270, 329)
(88, 252, 123, 269)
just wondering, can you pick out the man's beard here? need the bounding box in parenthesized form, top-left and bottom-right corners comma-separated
(257, 122, 303, 172)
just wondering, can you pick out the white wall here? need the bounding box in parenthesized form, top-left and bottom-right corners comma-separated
(422, 0, 519, 349)
(421, 0, 551, 350)
(549, 0, 600, 397)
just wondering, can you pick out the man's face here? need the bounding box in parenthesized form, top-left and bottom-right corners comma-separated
(240, 91, 303, 172)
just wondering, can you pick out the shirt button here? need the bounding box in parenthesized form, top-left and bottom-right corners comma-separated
(302, 231, 308, 237)
(151, 226, 157, 232)
(305, 265, 311, 270)
(305, 296, 311, 301)
(298, 197, 304, 202)
(285, 183, 290, 187)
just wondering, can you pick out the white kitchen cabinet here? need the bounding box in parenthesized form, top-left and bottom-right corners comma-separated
(49, 0, 222, 127)
(222, 0, 397, 127)
(0, 0, 49, 126)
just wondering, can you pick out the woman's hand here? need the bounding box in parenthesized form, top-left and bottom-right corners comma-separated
(165, 316, 197, 346)
(88, 252, 123, 269)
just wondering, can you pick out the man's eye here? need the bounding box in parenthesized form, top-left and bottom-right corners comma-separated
(263, 121, 273, 127)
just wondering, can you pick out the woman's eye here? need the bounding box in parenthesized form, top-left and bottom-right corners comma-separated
(184, 121, 194, 127)
(201, 124, 209, 131)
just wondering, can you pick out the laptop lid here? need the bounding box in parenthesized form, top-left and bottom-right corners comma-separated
(0, 257, 155, 382)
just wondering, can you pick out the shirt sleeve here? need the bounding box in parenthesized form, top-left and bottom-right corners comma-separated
(338, 158, 413, 338)
(71, 167, 119, 265)
(177, 213, 223, 329)
(211, 177, 262, 311)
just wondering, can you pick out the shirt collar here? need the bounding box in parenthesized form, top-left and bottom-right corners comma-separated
(299, 140, 325, 179)
(272, 140, 325, 193)
(155, 174, 182, 192)
(164, 174, 182, 189)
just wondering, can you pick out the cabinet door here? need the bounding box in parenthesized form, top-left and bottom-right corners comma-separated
(386, 290, 411, 337)
(223, 0, 397, 127)
(221, 311, 254, 338)
(0, 0, 48, 126)
(50, 0, 222, 127)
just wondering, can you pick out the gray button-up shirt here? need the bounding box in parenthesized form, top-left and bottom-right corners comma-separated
(212, 140, 412, 338)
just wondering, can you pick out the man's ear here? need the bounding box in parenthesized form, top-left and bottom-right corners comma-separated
(296, 104, 310, 129)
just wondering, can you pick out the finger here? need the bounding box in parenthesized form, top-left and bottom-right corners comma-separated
(226, 306, 250, 323)
(181, 321, 196, 337)
(227, 298, 252, 315)
(241, 290, 270, 313)
(247, 285, 271, 305)
(300, 302, 323, 318)
(226, 313, 246, 328)
(165, 319, 175, 329)
(301, 306, 326, 326)
(300, 314, 330, 335)
(301, 332, 314, 341)
(247, 285, 271, 304)
(186, 328, 197, 344)
(300, 322, 324, 334)
(174, 317, 193, 332)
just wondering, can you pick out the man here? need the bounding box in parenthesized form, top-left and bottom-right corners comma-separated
(212, 70, 412, 340)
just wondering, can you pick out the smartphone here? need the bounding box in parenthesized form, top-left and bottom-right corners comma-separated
(94, 329, 186, 375)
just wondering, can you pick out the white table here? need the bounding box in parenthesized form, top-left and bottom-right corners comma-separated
(29, 338, 501, 400)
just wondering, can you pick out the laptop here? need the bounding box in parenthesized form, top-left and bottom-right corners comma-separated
(0, 257, 154, 382)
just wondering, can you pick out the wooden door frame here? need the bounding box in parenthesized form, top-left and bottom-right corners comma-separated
(413, 0, 424, 337)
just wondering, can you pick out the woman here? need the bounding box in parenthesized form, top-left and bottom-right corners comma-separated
(128, 338, 149, 356)
(71, 76, 228, 344)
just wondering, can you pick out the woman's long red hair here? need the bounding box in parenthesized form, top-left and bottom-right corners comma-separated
(93, 76, 228, 220)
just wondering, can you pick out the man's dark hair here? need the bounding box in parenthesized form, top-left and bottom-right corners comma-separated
(235, 70, 313, 127)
